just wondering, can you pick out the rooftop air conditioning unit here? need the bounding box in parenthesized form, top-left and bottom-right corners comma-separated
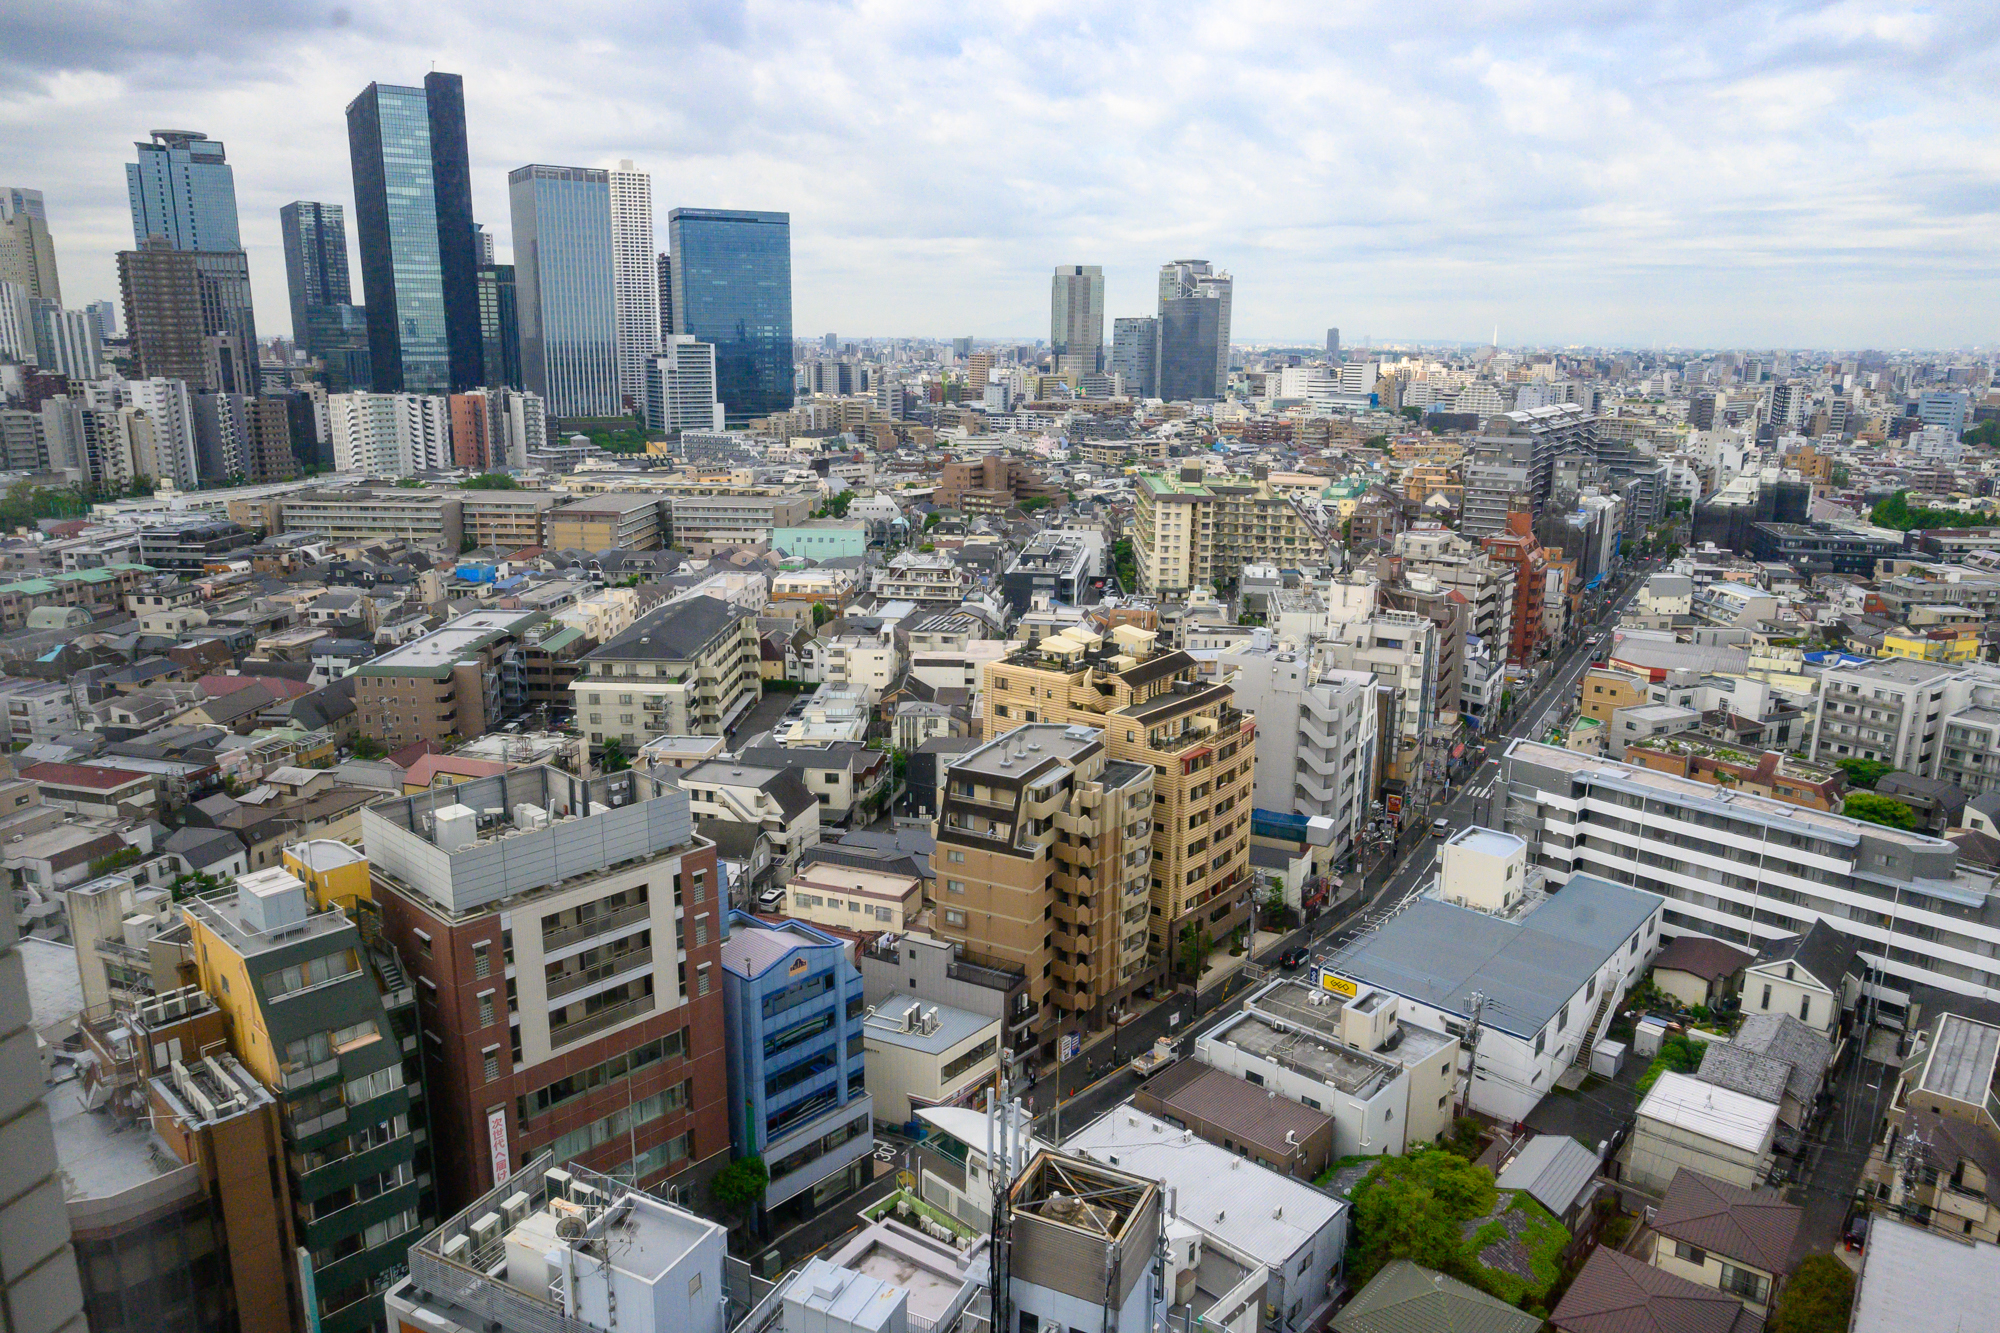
(441, 1235, 470, 1262)
(468, 1212, 502, 1250)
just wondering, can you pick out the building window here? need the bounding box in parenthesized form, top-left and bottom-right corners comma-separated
(1675, 1241, 1706, 1266)
(947, 879, 966, 895)
(472, 941, 491, 979)
(1799, 994, 1811, 1023)
(1761, 984, 1772, 1010)
(483, 1048, 500, 1082)
(943, 908, 968, 927)
(696, 963, 711, 997)
(478, 991, 495, 1027)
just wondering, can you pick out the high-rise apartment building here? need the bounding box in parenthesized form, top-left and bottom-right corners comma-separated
(1156, 259, 1231, 401)
(933, 723, 1156, 1057)
(1326, 327, 1339, 358)
(1219, 641, 1377, 860)
(644, 336, 724, 433)
(191, 391, 296, 484)
(126, 130, 240, 252)
(183, 857, 435, 1333)
(346, 73, 482, 393)
(26, 300, 98, 381)
(609, 161, 660, 411)
(1319, 609, 1439, 788)
(118, 377, 202, 490)
(361, 767, 730, 1209)
(0, 185, 61, 302)
(1051, 264, 1105, 372)
(117, 239, 257, 394)
(1131, 467, 1326, 597)
(508, 165, 619, 418)
(474, 263, 520, 390)
(981, 624, 1256, 987)
(656, 250, 673, 339)
(0, 905, 89, 1333)
(1109, 316, 1157, 398)
(447, 387, 545, 472)
(1464, 404, 1598, 535)
(667, 208, 793, 424)
(328, 390, 451, 476)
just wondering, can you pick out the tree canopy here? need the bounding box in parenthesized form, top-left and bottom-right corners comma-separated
(710, 1156, 769, 1213)
(1871, 489, 1993, 532)
(1835, 757, 1894, 789)
(1346, 1149, 1500, 1290)
(1843, 791, 1918, 830)
(462, 473, 519, 490)
(1769, 1254, 1854, 1333)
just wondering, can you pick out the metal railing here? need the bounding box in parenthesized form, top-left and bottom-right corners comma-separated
(545, 946, 653, 1002)
(548, 992, 654, 1048)
(540, 902, 650, 955)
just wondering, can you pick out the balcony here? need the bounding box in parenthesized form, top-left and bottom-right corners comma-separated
(548, 991, 654, 1048)
(545, 945, 653, 1002)
(540, 901, 650, 956)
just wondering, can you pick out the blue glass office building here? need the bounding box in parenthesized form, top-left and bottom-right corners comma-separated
(508, 166, 618, 418)
(346, 73, 482, 393)
(718, 913, 873, 1227)
(126, 130, 241, 252)
(667, 209, 793, 424)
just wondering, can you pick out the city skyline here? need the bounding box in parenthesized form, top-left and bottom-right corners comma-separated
(9, 2, 2000, 348)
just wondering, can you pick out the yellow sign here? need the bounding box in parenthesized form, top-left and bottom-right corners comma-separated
(788, 956, 810, 977)
(1320, 971, 1358, 999)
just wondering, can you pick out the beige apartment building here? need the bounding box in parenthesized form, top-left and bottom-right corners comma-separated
(1132, 467, 1328, 596)
(933, 723, 1156, 1061)
(547, 492, 664, 551)
(979, 622, 1256, 982)
(460, 490, 558, 549)
(782, 863, 923, 931)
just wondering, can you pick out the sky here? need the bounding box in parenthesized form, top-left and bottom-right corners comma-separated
(8, 0, 2000, 350)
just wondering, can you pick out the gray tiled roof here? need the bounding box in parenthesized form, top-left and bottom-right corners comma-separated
(1332, 1260, 1542, 1333)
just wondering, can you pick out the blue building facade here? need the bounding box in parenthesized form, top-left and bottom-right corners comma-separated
(667, 209, 793, 425)
(718, 912, 873, 1226)
(508, 165, 619, 418)
(346, 73, 483, 394)
(127, 130, 241, 251)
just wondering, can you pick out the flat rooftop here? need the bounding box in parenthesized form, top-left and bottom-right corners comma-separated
(1207, 1010, 1397, 1098)
(1506, 738, 1945, 850)
(1918, 1014, 2000, 1106)
(944, 723, 1103, 780)
(1448, 827, 1525, 858)
(47, 1080, 183, 1201)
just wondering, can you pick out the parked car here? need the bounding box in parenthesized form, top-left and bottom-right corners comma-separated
(1432, 817, 1452, 838)
(1278, 947, 1310, 970)
(1844, 1213, 1869, 1251)
(755, 887, 786, 914)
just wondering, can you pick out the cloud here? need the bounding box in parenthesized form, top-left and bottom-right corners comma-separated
(6, 0, 1998, 348)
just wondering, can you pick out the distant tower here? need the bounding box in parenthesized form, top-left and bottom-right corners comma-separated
(508, 164, 619, 417)
(126, 130, 241, 252)
(1326, 327, 1339, 359)
(0, 186, 62, 302)
(1051, 264, 1105, 372)
(1156, 260, 1231, 401)
(608, 160, 660, 412)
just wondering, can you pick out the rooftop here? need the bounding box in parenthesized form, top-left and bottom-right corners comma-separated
(863, 996, 994, 1055)
(1916, 1012, 2000, 1107)
(942, 722, 1103, 781)
(1850, 1216, 2000, 1333)
(1141, 1058, 1339, 1153)
(1204, 1009, 1398, 1098)
(1637, 1071, 1779, 1155)
(355, 609, 540, 679)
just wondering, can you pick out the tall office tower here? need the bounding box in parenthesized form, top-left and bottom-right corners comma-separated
(0, 907, 89, 1333)
(668, 208, 793, 424)
(0, 186, 61, 301)
(475, 263, 521, 389)
(656, 251, 673, 339)
(508, 164, 619, 418)
(609, 160, 660, 411)
(1051, 264, 1105, 372)
(1110, 316, 1158, 398)
(1326, 327, 1339, 358)
(278, 201, 352, 357)
(473, 223, 494, 265)
(0, 283, 29, 365)
(346, 73, 482, 393)
(1156, 260, 1231, 401)
(328, 390, 451, 474)
(126, 130, 240, 251)
(27, 300, 100, 381)
(85, 297, 115, 341)
(301, 303, 371, 392)
(644, 336, 724, 433)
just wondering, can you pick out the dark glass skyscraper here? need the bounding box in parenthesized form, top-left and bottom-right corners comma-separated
(476, 264, 520, 390)
(346, 73, 482, 394)
(279, 201, 351, 336)
(667, 208, 792, 424)
(508, 165, 618, 418)
(126, 131, 240, 252)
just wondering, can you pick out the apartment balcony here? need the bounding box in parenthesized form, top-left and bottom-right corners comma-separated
(1052, 958, 1095, 987)
(1052, 899, 1087, 928)
(540, 901, 651, 955)
(1147, 706, 1246, 754)
(545, 945, 653, 1002)
(548, 992, 654, 1048)
(1054, 809, 1100, 839)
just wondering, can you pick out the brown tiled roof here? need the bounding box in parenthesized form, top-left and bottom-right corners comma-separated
(1652, 935, 1756, 982)
(1653, 1171, 1801, 1274)
(1137, 1061, 1331, 1157)
(1551, 1247, 1762, 1333)
(19, 762, 149, 791)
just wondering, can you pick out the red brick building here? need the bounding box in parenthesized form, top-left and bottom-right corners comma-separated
(1482, 508, 1549, 665)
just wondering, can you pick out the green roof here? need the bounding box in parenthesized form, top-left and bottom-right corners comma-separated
(1138, 472, 1213, 497)
(1332, 1261, 1542, 1333)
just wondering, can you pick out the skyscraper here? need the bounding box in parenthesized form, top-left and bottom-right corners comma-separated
(126, 130, 240, 252)
(1110, 316, 1158, 398)
(1156, 260, 1231, 401)
(668, 208, 792, 425)
(475, 263, 520, 390)
(1326, 327, 1339, 358)
(117, 242, 208, 385)
(278, 201, 352, 345)
(1051, 264, 1104, 372)
(346, 73, 482, 393)
(508, 164, 619, 418)
(657, 251, 673, 339)
(0, 186, 61, 302)
(609, 161, 660, 412)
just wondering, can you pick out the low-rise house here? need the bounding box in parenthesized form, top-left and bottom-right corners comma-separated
(1494, 1134, 1603, 1233)
(1626, 1070, 1779, 1193)
(1552, 1247, 1763, 1333)
(1132, 1060, 1337, 1179)
(1698, 1011, 1831, 1138)
(1849, 1214, 2000, 1333)
(1743, 920, 1860, 1041)
(736, 742, 890, 829)
(1651, 936, 1755, 1010)
(859, 995, 999, 1124)
(782, 862, 922, 932)
(1332, 1261, 1541, 1333)
(18, 761, 157, 821)
(1647, 1169, 1801, 1319)
(677, 759, 820, 895)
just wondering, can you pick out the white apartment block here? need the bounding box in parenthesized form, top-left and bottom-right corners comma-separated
(1496, 738, 2000, 1023)
(644, 337, 723, 433)
(121, 378, 201, 490)
(1392, 527, 1515, 656)
(1219, 638, 1375, 857)
(329, 391, 450, 476)
(873, 551, 971, 602)
(1320, 610, 1438, 785)
(1810, 658, 2000, 795)
(608, 161, 659, 412)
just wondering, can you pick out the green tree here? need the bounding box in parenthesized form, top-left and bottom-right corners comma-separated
(1364, 434, 1389, 450)
(394, 477, 426, 488)
(352, 737, 385, 760)
(1260, 884, 1286, 925)
(1346, 1149, 1500, 1289)
(1871, 488, 1990, 532)
(1112, 537, 1138, 588)
(1400, 405, 1422, 423)
(600, 738, 631, 773)
(1769, 1254, 1855, 1333)
(709, 1156, 769, 1217)
(1017, 497, 1052, 512)
(462, 473, 519, 490)
(810, 601, 835, 628)
(924, 511, 944, 531)
(1844, 791, 1918, 830)
(459, 534, 479, 554)
(1962, 420, 2000, 449)
(1636, 1033, 1707, 1095)
(1835, 757, 1894, 789)
(1177, 923, 1212, 980)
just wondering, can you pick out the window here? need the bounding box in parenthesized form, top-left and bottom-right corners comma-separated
(1718, 1263, 1768, 1303)
(472, 942, 491, 979)
(1799, 994, 1811, 1023)
(947, 879, 966, 895)
(1675, 1241, 1707, 1266)
(478, 992, 495, 1027)
(484, 1048, 500, 1082)
(1761, 984, 1772, 1010)
(946, 849, 965, 864)
(943, 908, 967, 927)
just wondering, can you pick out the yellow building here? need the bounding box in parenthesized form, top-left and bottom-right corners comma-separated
(1132, 468, 1326, 596)
(1882, 628, 1982, 664)
(1579, 666, 1650, 724)
(980, 623, 1255, 976)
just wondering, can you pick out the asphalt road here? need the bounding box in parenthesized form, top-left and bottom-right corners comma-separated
(1027, 561, 1656, 1142)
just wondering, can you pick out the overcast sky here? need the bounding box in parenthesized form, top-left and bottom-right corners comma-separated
(9, 0, 1999, 350)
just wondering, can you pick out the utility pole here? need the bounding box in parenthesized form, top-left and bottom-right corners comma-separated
(1457, 991, 1487, 1117)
